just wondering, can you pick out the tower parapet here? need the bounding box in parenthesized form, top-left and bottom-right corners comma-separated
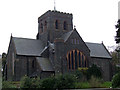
(37, 10, 73, 45)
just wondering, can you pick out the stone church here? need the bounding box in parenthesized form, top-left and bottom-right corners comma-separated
(5, 10, 112, 81)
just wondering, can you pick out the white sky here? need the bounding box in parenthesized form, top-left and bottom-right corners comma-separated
(0, 0, 119, 55)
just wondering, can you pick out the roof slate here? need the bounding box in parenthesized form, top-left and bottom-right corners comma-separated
(12, 37, 111, 59)
(36, 57, 54, 71)
(61, 30, 74, 42)
(86, 42, 112, 58)
(13, 37, 44, 56)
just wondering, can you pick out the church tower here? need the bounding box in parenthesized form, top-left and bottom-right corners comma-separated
(36, 10, 73, 46)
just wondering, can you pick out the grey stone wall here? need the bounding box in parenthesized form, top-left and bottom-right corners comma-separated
(38, 10, 73, 44)
(6, 37, 17, 81)
(90, 57, 112, 81)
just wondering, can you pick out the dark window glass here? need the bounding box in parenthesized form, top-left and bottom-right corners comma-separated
(79, 52, 81, 67)
(32, 60, 35, 68)
(82, 55, 84, 67)
(68, 53, 71, 69)
(75, 50, 78, 69)
(55, 20, 58, 29)
(41, 23, 43, 32)
(64, 21, 67, 30)
(71, 51, 74, 69)
(45, 21, 47, 28)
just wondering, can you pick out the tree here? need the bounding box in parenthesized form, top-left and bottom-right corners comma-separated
(115, 19, 120, 43)
(111, 51, 119, 65)
(2, 53, 7, 77)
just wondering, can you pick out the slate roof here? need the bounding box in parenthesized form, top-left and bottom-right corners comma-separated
(12, 36, 111, 59)
(61, 30, 74, 42)
(13, 37, 44, 56)
(86, 42, 112, 59)
(36, 57, 54, 71)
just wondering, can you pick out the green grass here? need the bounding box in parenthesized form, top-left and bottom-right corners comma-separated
(100, 82, 112, 88)
(75, 81, 112, 89)
(75, 82, 90, 89)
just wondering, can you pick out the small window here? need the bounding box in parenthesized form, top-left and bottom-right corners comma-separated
(74, 39, 77, 44)
(77, 39, 79, 44)
(32, 60, 35, 68)
(64, 21, 67, 30)
(41, 23, 43, 32)
(45, 21, 47, 28)
(71, 38, 80, 44)
(71, 39, 74, 44)
(55, 20, 58, 29)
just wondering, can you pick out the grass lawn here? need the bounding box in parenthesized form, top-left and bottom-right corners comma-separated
(100, 82, 112, 88)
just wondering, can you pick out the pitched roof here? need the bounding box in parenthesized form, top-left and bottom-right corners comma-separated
(61, 30, 74, 42)
(12, 37, 44, 56)
(86, 42, 112, 58)
(36, 57, 54, 71)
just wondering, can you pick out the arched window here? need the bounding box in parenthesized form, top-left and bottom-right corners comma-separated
(66, 50, 87, 70)
(64, 21, 67, 30)
(40, 23, 43, 32)
(44, 21, 47, 29)
(55, 20, 58, 29)
(71, 51, 74, 69)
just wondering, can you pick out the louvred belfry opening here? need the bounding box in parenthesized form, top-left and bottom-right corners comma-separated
(66, 49, 88, 70)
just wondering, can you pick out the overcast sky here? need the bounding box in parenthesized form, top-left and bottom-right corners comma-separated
(0, 0, 119, 55)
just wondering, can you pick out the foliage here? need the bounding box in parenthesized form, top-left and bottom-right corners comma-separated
(2, 81, 16, 88)
(86, 64, 102, 80)
(40, 77, 55, 88)
(2, 52, 7, 79)
(30, 77, 41, 88)
(111, 51, 119, 65)
(112, 72, 120, 88)
(2, 53, 7, 68)
(54, 74, 76, 89)
(100, 82, 112, 88)
(20, 75, 41, 88)
(75, 82, 90, 89)
(115, 19, 120, 43)
(20, 75, 32, 88)
(89, 76, 101, 88)
(74, 70, 85, 82)
(20, 74, 76, 89)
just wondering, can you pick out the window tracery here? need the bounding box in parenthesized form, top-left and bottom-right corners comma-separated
(66, 50, 87, 70)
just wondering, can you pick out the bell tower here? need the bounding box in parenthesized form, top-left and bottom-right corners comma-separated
(36, 10, 73, 46)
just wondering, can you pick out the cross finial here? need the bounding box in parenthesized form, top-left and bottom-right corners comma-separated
(54, 0, 56, 11)
(74, 25, 76, 29)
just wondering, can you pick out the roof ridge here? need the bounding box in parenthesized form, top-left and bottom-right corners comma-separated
(61, 30, 74, 42)
(12, 37, 37, 40)
(85, 42, 102, 45)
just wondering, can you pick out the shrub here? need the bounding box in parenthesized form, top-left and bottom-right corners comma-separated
(101, 82, 112, 88)
(2, 81, 16, 88)
(30, 77, 41, 88)
(74, 70, 84, 82)
(20, 75, 32, 88)
(40, 77, 56, 88)
(112, 72, 120, 88)
(89, 76, 101, 88)
(54, 74, 76, 89)
(87, 64, 102, 80)
(20, 75, 41, 88)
